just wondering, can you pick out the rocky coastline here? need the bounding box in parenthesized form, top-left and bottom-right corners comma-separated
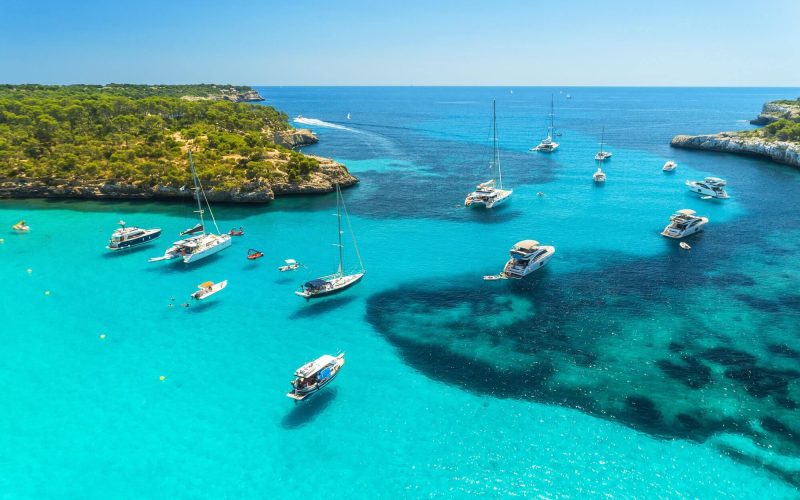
(0, 156, 357, 203)
(670, 133, 800, 168)
(750, 101, 800, 125)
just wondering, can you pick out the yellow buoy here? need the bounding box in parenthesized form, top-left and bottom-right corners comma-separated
(27, 268, 32, 273)
(100, 334, 106, 340)
(159, 375, 166, 381)
(44, 290, 50, 296)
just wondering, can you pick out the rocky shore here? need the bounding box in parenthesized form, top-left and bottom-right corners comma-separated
(274, 128, 319, 148)
(180, 87, 265, 103)
(750, 101, 800, 125)
(0, 156, 357, 203)
(671, 133, 800, 168)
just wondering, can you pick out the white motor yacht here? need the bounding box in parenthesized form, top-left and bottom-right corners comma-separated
(149, 151, 231, 264)
(501, 240, 556, 278)
(663, 161, 678, 172)
(593, 167, 607, 183)
(661, 209, 708, 239)
(107, 220, 161, 251)
(286, 353, 345, 401)
(686, 177, 729, 199)
(531, 95, 559, 152)
(465, 100, 513, 208)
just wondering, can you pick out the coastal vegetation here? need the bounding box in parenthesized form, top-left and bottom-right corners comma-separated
(758, 119, 800, 142)
(0, 85, 324, 192)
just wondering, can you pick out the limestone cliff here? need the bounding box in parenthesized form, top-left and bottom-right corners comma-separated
(670, 133, 800, 168)
(750, 101, 800, 125)
(274, 128, 319, 149)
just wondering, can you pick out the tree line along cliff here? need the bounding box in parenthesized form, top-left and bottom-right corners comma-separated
(0, 84, 355, 202)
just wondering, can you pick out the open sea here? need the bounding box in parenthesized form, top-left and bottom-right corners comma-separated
(2, 86, 800, 498)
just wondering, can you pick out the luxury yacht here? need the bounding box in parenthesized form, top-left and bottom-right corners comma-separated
(531, 95, 559, 153)
(465, 100, 513, 208)
(593, 167, 607, 183)
(502, 240, 556, 278)
(662, 160, 678, 172)
(107, 220, 161, 251)
(661, 209, 708, 239)
(686, 177, 729, 199)
(286, 353, 345, 401)
(149, 152, 232, 264)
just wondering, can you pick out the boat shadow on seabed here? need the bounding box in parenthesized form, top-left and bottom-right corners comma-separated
(280, 388, 338, 429)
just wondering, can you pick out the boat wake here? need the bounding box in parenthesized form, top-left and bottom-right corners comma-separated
(293, 116, 355, 132)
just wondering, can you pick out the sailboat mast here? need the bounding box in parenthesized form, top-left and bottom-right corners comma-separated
(600, 126, 605, 153)
(493, 100, 502, 189)
(336, 184, 343, 276)
(188, 150, 205, 232)
(550, 94, 555, 137)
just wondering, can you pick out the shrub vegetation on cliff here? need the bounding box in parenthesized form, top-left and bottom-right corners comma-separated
(761, 119, 800, 142)
(0, 85, 318, 188)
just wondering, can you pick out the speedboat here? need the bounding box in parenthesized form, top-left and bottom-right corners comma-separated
(686, 177, 729, 199)
(465, 100, 513, 208)
(149, 151, 231, 264)
(680, 242, 691, 250)
(465, 180, 512, 208)
(501, 240, 556, 279)
(247, 249, 264, 260)
(12, 220, 29, 232)
(278, 259, 300, 271)
(593, 167, 606, 183)
(286, 353, 345, 401)
(663, 161, 678, 172)
(190, 280, 227, 300)
(661, 209, 708, 239)
(107, 220, 161, 250)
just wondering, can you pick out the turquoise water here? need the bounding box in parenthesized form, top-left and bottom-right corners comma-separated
(2, 87, 800, 498)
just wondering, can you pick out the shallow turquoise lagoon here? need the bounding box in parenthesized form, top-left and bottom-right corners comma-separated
(1, 87, 799, 498)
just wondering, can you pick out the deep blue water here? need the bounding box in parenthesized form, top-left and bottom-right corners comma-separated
(1, 87, 800, 498)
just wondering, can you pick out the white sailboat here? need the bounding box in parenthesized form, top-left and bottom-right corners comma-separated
(594, 126, 612, 161)
(296, 184, 365, 299)
(149, 151, 231, 264)
(465, 100, 513, 208)
(531, 95, 559, 152)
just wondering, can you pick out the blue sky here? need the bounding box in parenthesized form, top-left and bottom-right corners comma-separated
(1, 0, 798, 86)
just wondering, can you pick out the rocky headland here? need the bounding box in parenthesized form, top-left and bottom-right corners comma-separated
(671, 99, 800, 168)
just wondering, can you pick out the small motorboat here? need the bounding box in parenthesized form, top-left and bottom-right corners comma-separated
(593, 167, 607, 183)
(662, 161, 678, 172)
(287, 353, 345, 401)
(247, 249, 264, 260)
(228, 227, 244, 236)
(279, 259, 300, 272)
(680, 242, 691, 250)
(12, 220, 29, 232)
(190, 280, 228, 300)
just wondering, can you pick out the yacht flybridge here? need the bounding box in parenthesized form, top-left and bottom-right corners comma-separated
(531, 95, 559, 153)
(661, 209, 708, 239)
(107, 220, 161, 250)
(296, 184, 365, 300)
(465, 100, 513, 208)
(686, 177, 729, 199)
(502, 240, 556, 278)
(149, 151, 231, 264)
(594, 126, 612, 161)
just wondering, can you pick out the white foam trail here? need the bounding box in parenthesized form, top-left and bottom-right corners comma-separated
(293, 116, 355, 132)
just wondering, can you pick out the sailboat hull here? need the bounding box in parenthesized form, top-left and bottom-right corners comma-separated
(183, 234, 232, 263)
(295, 272, 365, 300)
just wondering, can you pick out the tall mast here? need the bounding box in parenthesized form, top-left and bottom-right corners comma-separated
(600, 126, 605, 153)
(336, 184, 343, 276)
(188, 150, 205, 233)
(493, 100, 502, 189)
(549, 94, 555, 138)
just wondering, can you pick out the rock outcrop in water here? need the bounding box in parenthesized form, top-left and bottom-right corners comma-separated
(750, 101, 800, 125)
(275, 128, 319, 148)
(671, 133, 800, 167)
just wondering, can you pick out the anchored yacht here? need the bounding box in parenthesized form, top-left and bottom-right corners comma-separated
(149, 151, 231, 264)
(531, 95, 559, 152)
(594, 126, 612, 161)
(286, 353, 345, 401)
(593, 167, 606, 183)
(661, 209, 708, 239)
(662, 161, 677, 172)
(465, 100, 513, 208)
(501, 240, 556, 278)
(686, 177, 729, 199)
(107, 220, 161, 250)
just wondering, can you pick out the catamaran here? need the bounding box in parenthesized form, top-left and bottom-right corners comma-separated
(594, 126, 612, 161)
(296, 184, 365, 299)
(531, 95, 559, 152)
(465, 100, 513, 208)
(149, 151, 231, 264)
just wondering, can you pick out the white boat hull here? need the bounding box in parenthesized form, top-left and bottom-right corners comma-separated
(295, 272, 365, 299)
(661, 219, 708, 239)
(686, 182, 728, 199)
(183, 234, 232, 263)
(465, 189, 513, 209)
(191, 280, 228, 300)
(503, 247, 555, 278)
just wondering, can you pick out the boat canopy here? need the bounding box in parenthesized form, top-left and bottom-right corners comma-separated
(198, 281, 213, 289)
(294, 355, 337, 378)
(285, 259, 297, 265)
(514, 240, 541, 252)
(304, 279, 329, 290)
(676, 209, 696, 216)
(704, 177, 726, 185)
